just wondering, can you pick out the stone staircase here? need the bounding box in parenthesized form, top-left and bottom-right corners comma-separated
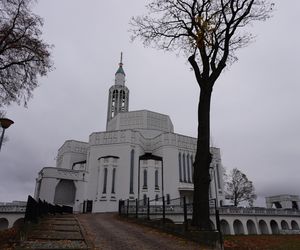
(15, 214, 89, 249)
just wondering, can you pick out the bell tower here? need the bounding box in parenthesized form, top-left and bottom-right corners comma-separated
(106, 53, 129, 128)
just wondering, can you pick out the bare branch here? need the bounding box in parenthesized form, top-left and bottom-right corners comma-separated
(0, 0, 53, 107)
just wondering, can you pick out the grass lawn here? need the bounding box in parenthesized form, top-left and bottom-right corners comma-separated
(224, 235, 300, 250)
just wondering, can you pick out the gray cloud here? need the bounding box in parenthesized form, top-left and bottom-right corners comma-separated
(0, 0, 299, 206)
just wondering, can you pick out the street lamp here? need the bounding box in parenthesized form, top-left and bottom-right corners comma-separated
(0, 118, 14, 151)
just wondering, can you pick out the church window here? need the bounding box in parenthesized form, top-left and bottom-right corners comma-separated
(187, 153, 191, 183)
(111, 168, 116, 194)
(103, 168, 108, 194)
(191, 155, 194, 183)
(178, 153, 182, 182)
(166, 194, 170, 205)
(216, 164, 221, 189)
(183, 153, 186, 182)
(143, 169, 148, 189)
(129, 149, 134, 194)
(155, 170, 159, 189)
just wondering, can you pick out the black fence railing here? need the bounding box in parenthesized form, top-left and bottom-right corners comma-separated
(119, 196, 220, 230)
(24, 195, 73, 223)
(119, 196, 223, 248)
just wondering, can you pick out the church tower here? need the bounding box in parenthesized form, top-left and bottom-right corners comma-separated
(106, 53, 129, 128)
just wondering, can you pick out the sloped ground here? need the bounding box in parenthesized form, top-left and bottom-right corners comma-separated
(77, 213, 213, 250)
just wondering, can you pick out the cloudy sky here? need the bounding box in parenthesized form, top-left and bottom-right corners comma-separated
(0, 0, 299, 206)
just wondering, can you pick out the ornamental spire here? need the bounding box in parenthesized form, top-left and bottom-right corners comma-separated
(115, 52, 125, 85)
(119, 52, 123, 67)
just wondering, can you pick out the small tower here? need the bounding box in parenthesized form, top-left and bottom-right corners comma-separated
(106, 53, 129, 128)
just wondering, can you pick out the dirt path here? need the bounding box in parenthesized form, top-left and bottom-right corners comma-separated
(77, 213, 209, 250)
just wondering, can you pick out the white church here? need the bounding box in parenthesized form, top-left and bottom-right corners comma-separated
(34, 55, 225, 213)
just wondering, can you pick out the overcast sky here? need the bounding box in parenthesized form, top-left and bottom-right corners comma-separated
(0, 0, 299, 206)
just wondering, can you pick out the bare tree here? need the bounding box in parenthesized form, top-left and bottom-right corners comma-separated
(0, 110, 8, 144)
(0, 0, 53, 108)
(225, 168, 257, 206)
(131, 0, 273, 230)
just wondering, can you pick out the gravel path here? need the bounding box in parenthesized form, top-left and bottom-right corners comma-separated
(77, 213, 211, 250)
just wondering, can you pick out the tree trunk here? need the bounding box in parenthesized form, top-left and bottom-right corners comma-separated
(192, 86, 213, 230)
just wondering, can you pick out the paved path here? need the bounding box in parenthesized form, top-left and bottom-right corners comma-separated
(77, 213, 211, 250)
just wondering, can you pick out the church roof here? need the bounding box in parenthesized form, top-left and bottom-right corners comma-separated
(116, 65, 125, 75)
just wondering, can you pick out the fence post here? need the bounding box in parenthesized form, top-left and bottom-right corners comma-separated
(118, 200, 121, 216)
(135, 198, 138, 218)
(215, 208, 223, 247)
(162, 196, 165, 224)
(183, 196, 188, 231)
(126, 199, 129, 217)
(147, 197, 150, 220)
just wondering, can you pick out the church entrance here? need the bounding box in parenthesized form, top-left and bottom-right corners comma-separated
(54, 179, 76, 205)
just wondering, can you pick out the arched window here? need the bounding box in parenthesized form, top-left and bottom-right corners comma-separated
(111, 168, 116, 194)
(129, 149, 134, 194)
(187, 153, 191, 183)
(178, 153, 182, 182)
(120, 90, 126, 109)
(143, 169, 148, 189)
(103, 168, 108, 194)
(155, 170, 159, 189)
(183, 153, 186, 182)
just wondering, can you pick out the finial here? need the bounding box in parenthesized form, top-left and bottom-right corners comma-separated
(119, 52, 123, 66)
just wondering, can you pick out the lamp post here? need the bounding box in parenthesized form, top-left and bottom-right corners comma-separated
(0, 118, 14, 151)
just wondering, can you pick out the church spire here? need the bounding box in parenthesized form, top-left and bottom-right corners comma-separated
(115, 52, 125, 84)
(107, 53, 130, 129)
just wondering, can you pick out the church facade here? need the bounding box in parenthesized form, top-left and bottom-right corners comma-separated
(34, 56, 225, 213)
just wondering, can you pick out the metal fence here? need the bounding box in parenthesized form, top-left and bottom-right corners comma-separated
(119, 196, 221, 232)
(24, 195, 73, 223)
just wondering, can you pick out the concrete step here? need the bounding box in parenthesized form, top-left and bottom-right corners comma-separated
(16, 239, 88, 249)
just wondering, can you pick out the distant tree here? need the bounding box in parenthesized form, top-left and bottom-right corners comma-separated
(131, 0, 273, 230)
(225, 168, 257, 207)
(0, 0, 53, 107)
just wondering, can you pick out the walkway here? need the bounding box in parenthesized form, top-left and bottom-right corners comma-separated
(77, 213, 210, 250)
